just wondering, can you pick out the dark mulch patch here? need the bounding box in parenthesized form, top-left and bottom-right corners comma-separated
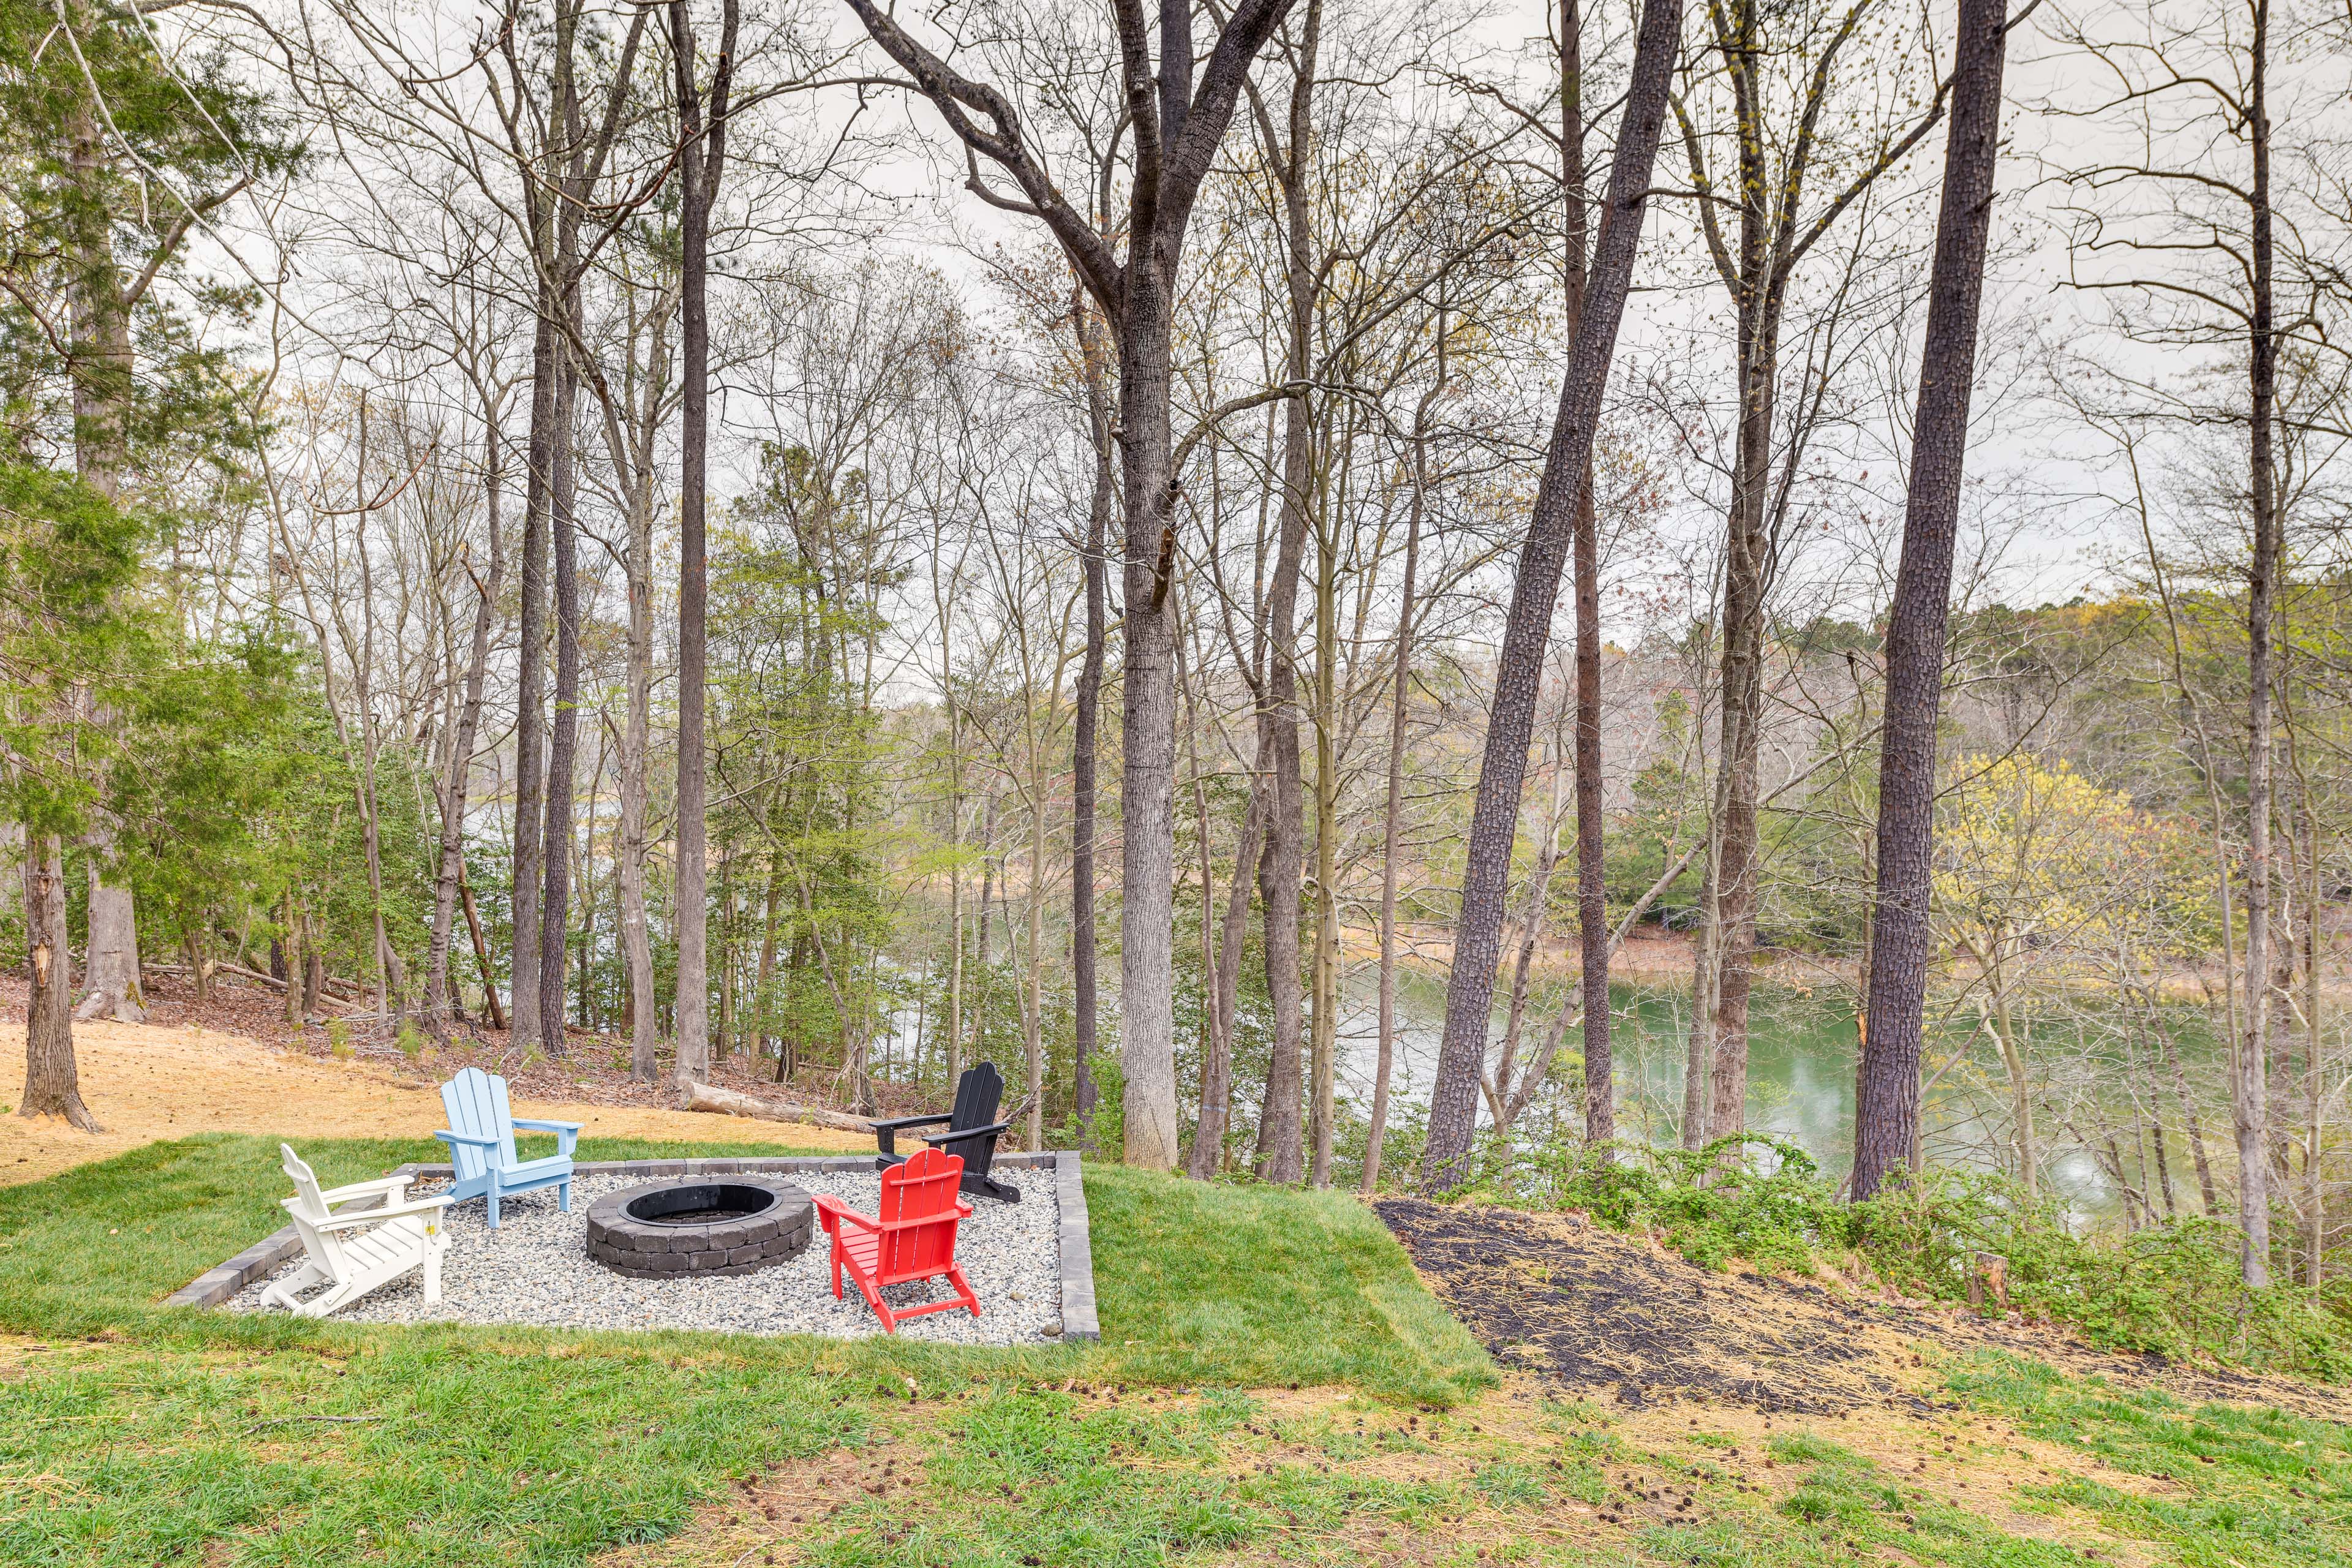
(1378, 1197, 2352, 1419)
(1377, 1198, 1926, 1413)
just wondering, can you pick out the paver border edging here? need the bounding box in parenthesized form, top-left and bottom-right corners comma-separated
(165, 1150, 1102, 1343)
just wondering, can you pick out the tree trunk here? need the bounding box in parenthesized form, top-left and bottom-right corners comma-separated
(1072, 294, 1112, 1138)
(1422, 0, 1684, 1191)
(622, 471, 658, 1079)
(1250, 1, 1321, 1187)
(76, 865, 143, 1024)
(1025, 778, 1048, 1150)
(426, 424, 508, 1038)
(2305, 784, 2324, 1286)
(282, 892, 303, 1027)
(20, 838, 96, 1128)
(459, 862, 505, 1030)
(1115, 262, 1184, 1170)
(974, 793, 998, 1072)
(668, 0, 738, 1090)
(510, 300, 556, 1052)
(2234, 0, 2277, 1286)
(842, 0, 1298, 1180)
(1306, 407, 1344, 1188)
(62, 76, 142, 1033)
(1190, 774, 1265, 1182)
(1852, 0, 2010, 1199)
(1365, 347, 1436, 1194)
(538, 336, 581, 1056)
(1563, 0, 1611, 1147)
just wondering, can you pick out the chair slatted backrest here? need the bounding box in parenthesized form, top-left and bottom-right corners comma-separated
(878, 1148, 965, 1278)
(949, 1061, 1003, 1133)
(440, 1067, 518, 1181)
(279, 1143, 347, 1283)
(945, 1062, 1001, 1133)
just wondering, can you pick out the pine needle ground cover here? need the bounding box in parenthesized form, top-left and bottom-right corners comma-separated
(1, 1134, 2346, 1566)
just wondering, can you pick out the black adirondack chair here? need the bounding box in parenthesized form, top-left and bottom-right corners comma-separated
(869, 1061, 1019, 1204)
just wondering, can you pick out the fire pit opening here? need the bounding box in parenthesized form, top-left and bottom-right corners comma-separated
(585, 1177, 815, 1278)
(627, 1182, 780, 1226)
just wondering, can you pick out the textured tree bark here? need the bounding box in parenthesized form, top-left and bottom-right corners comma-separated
(62, 78, 141, 1032)
(1248, 7, 1320, 1183)
(426, 424, 508, 1039)
(1309, 546, 1340, 1187)
(1365, 358, 1434, 1194)
(621, 475, 658, 1080)
(510, 299, 555, 1051)
(459, 864, 505, 1030)
(1563, 0, 1612, 1147)
(1189, 778, 1265, 1181)
(282, 892, 303, 1027)
(539, 342, 581, 1054)
(1421, 0, 1684, 1191)
(668, 0, 738, 1089)
(1251, 435, 1311, 1185)
(974, 790, 996, 1068)
(1852, 0, 2011, 1199)
(1114, 270, 1185, 1170)
(77, 868, 143, 1025)
(20, 839, 96, 1128)
(2231, 0, 2277, 1285)
(1071, 296, 1113, 1137)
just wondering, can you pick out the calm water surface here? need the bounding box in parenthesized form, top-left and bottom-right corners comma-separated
(1327, 965, 2198, 1215)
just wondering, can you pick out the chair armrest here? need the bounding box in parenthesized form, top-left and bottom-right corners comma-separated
(315, 1172, 414, 1203)
(434, 1130, 500, 1148)
(813, 1194, 882, 1234)
(511, 1118, 581, 1155)
(922, 1121, 1012, 1148)
(314, 1194, 456, 1231)
(869, 1111, 951, 1156)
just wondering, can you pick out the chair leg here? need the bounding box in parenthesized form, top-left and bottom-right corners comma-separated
(558, 1178, 571, 1215)
(973, 1175, 1021, 1205)
(947, 1264, 982, 1320)
(423, 1239, 444, 1304)
(859, 1276, 895, 1333)
(486, 1185, 500, 1230)
(830, 1244, 845, 1300)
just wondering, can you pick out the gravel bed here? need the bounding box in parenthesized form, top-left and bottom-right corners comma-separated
(231, 1169, 1063, 1344)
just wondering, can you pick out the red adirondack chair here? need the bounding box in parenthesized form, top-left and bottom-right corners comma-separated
(812, 1147, 983, 1333)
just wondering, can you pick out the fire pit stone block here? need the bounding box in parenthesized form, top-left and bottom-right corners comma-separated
(584, 1178, 815, 1279)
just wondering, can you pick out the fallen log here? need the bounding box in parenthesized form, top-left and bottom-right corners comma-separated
(678, 1079, 873, 1135)
(146, 960, 361, 1012)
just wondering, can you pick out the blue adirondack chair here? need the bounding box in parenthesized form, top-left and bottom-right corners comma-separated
(434, 1067, 579, 1228)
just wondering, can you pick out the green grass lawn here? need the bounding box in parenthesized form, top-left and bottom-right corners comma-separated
(1, 1133, 2346, 1566)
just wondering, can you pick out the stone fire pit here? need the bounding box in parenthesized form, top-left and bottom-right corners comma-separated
(584, 1177, 815, 1278)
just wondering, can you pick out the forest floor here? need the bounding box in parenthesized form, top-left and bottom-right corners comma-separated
(0, 971, 915, 1184)
(0, 999, 868, 1186)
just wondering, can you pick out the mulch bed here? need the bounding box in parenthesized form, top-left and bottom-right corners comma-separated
(1376, 1198, 2352, 1419)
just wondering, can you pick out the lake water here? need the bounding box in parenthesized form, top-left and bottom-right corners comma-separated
(1327, 963, 2193, 1213)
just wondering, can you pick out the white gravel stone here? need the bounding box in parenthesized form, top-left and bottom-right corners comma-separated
(230, 1169, 1061, 1345)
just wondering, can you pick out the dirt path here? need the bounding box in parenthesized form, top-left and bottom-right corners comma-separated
(1377, 1197, 2352, 1420)
(2, 1020, 868, 1186)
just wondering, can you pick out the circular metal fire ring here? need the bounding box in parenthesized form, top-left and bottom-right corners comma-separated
(584, 1178, 815, 1279)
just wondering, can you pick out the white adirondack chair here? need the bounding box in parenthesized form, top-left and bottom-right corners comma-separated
(260, 1144, 455, 1319)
